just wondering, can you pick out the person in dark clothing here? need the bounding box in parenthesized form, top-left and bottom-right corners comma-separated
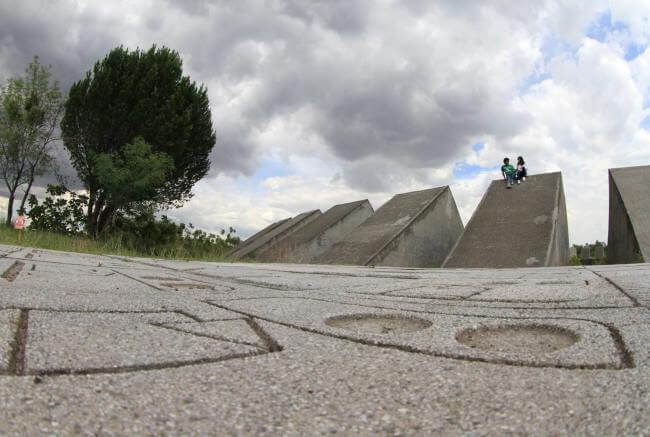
(515, 156, 527, 184)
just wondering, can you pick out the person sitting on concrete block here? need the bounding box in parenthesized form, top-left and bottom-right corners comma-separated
(501, 157, 515, 188)
(515, 156, 527, 184)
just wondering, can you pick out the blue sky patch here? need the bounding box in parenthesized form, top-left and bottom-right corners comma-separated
(625, 43, 647, 61)
(641, 116, 650, 131)
(586, 11, 627, 43)
(453, 162, 499, 179)
(519, 70, 552, 94)
(251, 158, 292, 183)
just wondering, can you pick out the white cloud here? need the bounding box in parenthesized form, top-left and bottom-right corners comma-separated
(1, 1, 650, 246)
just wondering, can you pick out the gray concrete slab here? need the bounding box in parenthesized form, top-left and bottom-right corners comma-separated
(159, 319, 264, 348)
(229, 210, 322, 260)
(608, 165, 650, 263)
(258, 199, 374, 263)
(444, 172, 569, 268)
(26, 311, 259, 373)
(316, 186, 464, 267)
(0, 243, 648, 434)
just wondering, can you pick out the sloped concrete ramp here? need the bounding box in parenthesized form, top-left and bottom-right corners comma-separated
(443, 172, 569, 268)
(316, 186, 464, 267)
(608, 165, 650, 263)
(225, 217, 290, 257)
(229, 210, 321, 260)
(258, 199, 374, 263)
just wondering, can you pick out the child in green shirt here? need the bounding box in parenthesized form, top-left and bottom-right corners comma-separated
(501, 157, 515, 188)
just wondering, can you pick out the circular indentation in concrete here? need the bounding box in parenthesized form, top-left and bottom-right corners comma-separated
(325, 314, 432, 334)
(456, 325, 579, 354)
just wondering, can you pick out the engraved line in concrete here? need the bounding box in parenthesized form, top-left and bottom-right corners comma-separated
(31, 351, 267, 377)
(245, 318, 283, 352)
(8, 309, 28, 376)
(206, 302, 630, 370)
(587, 269, 642, 307)
(151, 322, 263, 349)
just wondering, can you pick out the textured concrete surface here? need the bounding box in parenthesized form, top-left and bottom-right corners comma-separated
(444, 172, 569, 268)
(608, 165, 650, 263)
(0, 244, 648, 434)
(229, 210, 321, 260)
(259, 200, 374, 263)
(316, 187, 464, 267)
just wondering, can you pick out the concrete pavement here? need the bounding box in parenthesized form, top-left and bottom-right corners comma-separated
(0, 244, 648, 434)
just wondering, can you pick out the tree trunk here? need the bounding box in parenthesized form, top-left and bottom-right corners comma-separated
(18, 177, 34, 214)
(89, 192, 106, 238)
(96, 205, 115, 236)
(5, 193, 15, 227)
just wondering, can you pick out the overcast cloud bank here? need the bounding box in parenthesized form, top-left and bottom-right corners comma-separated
(1, 1, 649, 243)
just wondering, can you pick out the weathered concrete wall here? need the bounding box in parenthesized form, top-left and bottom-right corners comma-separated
(259, 200, 374, 263)
(315, 186, 464, 267)
(443, 172, 569, 268)
(608, 165, 650, 263)
(229, 210, 321, 260)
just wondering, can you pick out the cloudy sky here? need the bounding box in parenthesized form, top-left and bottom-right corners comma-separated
(1, 0, 649, 244)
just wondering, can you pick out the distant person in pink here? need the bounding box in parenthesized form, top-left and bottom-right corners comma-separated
(515, 156, 527, 184)
(14, 215, 26, 242)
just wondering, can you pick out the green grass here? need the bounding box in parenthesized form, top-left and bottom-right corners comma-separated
(0, 225, 232, 262)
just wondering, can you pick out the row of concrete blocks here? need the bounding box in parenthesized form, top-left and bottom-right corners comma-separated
(229, 165, 649, 267)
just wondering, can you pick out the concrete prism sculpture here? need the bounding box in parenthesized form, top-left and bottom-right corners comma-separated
(443, 172, 569, 268)
(316, 186, 464, 267)
(259, 200, 374, 263)
(229, 210, 321, 260)
(225, 217, 290, 257)
(607, 165, 650, 264)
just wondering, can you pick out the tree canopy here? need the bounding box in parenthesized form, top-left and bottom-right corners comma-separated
(61, 45, 216, 236)
(0, 56, 63, 225)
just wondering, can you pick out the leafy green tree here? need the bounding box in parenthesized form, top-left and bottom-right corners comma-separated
(0, 56, 64, 225)
(61, 45, 216, 237)
(26, 184, 88, 235)
(94, 136, 174, 232)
